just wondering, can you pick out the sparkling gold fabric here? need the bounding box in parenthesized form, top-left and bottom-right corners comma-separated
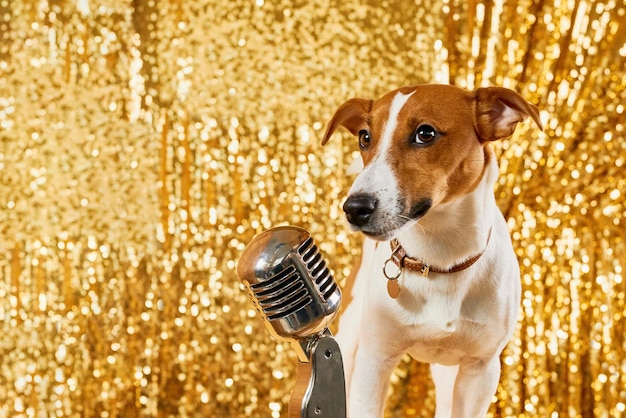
(1, 1, 625, 417)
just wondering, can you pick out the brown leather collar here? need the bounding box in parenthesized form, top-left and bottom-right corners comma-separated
(389, 228, 492, 277)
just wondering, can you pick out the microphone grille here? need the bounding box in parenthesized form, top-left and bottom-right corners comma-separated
(250, 264, 311, 321)
(296, 236, 338, 301)
(237, 226, 341, 340)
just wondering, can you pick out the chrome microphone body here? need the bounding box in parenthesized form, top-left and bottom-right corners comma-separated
(237, 226, 346, 418)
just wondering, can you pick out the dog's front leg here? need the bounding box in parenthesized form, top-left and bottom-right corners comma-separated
(347, 342, 402, 418)
(430, 363, 459, 418)
(451, 355, 501, 418)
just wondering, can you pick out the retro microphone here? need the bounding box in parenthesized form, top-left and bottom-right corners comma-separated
(236, 226, 347, 418)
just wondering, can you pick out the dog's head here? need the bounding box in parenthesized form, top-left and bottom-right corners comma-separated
(322, 84, 542, 241)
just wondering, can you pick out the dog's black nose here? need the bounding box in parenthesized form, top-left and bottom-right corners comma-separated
(343, 194, 377, 227)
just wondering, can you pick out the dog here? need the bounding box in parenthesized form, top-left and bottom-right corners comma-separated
(321, 84, 542, 417)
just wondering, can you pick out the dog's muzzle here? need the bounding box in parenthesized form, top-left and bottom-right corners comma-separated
(342, 194, 433, 240)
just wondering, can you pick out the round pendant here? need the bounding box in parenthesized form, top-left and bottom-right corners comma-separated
(387, 279, 400, 299)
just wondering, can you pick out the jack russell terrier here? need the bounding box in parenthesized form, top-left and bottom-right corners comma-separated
(321, 84, 542, 418)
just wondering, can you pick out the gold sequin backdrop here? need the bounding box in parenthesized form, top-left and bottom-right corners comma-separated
(0, 0, 625, 417)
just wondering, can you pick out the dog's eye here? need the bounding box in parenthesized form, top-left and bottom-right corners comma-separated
(412, 125, 438, 145)
(358, 130, 371, 150)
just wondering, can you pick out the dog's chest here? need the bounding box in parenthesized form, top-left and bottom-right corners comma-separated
(396, 274, 481, 329)
(371, 262, 506, 364)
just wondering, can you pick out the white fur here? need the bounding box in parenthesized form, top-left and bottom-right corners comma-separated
(336, 119, 521, 417)
(378, 91, 415, 156)
(348, 92, 414, 210)
(347, 91, 416, 237)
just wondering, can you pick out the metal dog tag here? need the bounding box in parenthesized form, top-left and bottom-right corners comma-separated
(387, 279, 400, 299)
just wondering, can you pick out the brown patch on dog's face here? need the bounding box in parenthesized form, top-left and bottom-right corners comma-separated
(372, 85, 489, 209)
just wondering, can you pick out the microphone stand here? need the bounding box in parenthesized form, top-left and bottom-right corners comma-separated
(287, 329, 347, 418)
(236, 226, 346, 418)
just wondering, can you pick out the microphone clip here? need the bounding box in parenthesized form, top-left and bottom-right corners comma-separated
(289, 329, 347, 418)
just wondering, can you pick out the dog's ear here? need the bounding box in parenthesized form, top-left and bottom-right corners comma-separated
(321, 98, 372, 145)
(474, 87, 543, 142)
